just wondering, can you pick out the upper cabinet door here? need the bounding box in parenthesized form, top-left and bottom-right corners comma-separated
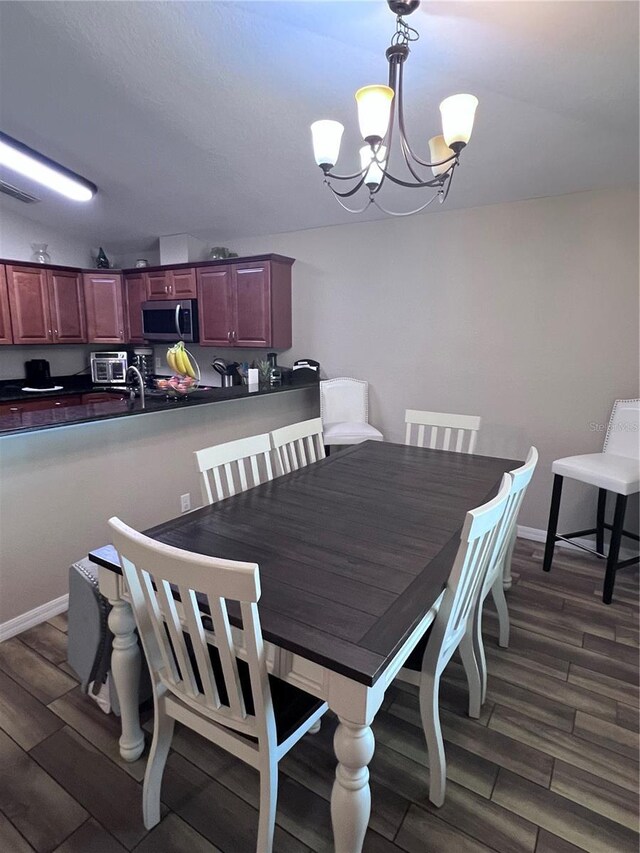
(197, 267, 234, 345)
(124, 273, 147, 343)
(0, 266, 13, 345)
(48, 270, 87, 343)
(233, 263, 271, 347)
(6, 265, 52, 344)
(83, 273, 126, 343)
(171, 268, 197, 299)
(145, 270, 171, 299)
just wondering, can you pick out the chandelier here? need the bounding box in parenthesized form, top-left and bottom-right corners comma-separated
(310, 0, 478, 217)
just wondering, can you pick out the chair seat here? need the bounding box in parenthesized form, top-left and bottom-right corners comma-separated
(552, 453, 640, 496)
(323, 421, 383, 445)
(401, 625, 433, 671)
(182, 629, 325, 744)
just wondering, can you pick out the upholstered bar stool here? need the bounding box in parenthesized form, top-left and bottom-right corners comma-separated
(543, 399, 640, 603)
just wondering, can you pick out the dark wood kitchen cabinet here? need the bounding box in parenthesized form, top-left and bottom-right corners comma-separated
(83, 273, 127, 344)
(197, 266, 234, 346)
(0, 266, 13, 344)
(6, 265, 86, 344)
(47, 269, 87, 343)
(197, 259, 292, 348)
(145, 267, 197, 300)
(145, 270, 171, 299)
(124, 273, 147, 343)
(171, 268, 197, 298)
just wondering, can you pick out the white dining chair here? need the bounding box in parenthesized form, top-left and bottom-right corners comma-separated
(194, 433, 274, 505)
(109, 517, 327, 852)
(543, 398, 640, 603)
(395, 473, 512, 806)
(466, 447, 538, 718)
(270, 417, 325, 475)
(320, 377, 383, 452)
(405, 409, 481, 454)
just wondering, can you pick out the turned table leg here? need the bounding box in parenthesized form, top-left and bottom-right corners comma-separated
(330, 718, 375, 853)
(107, 596, 145, 762)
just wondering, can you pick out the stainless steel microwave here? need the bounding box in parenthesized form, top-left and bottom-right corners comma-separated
(141, 300, 199, 342)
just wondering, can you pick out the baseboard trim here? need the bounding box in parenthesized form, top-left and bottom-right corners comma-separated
(517, 525, 636, 561)
(0, 594, 69, 642)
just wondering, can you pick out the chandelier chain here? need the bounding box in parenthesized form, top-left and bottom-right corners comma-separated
(390, 15, 420, 48)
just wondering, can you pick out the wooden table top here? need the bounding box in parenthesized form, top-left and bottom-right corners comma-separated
(90, 441, 520, 687)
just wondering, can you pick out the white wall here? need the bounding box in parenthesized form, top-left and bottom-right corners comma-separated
(0, 345, 93, 382)
(0, 206, 93, 266)
(212, 188, 639, 532)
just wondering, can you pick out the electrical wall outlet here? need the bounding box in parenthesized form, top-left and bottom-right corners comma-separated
(155, 357, 162, 372)
(180, 493, 191, 513)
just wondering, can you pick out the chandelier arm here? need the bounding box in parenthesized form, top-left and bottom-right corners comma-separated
(400, 133, 427, 183)
(323, 166, 369, 182)
(396, 62, 458, 170)
(370, 85, 397, 195)
(439, 165, 456, 203)
(329, 192, 375, 215)
(371, 190, 442, 217)
(324, 175, 368, 198)
(375, 165, 447, 190)
(386, 55, 429, 184)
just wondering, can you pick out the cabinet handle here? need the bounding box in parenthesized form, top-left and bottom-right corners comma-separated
(54, 401, 62, 407)
(10, 406, 20, 412)
(227, 330, 232, 343)
(232, 330, 237, 342)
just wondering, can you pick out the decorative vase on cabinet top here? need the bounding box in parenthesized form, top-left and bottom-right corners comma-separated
(31, 243, 51, 264)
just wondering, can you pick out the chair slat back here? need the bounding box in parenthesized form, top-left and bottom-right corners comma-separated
(487, 447, 538, 587)
(109, 517, 273, 741)
(270, 418, 326, 475)
(430, 474, 511, 662)
(320, 378, 369, 424)
(405, 409, 481, 454)
(195, 433, 274, 504)
(603, 399, 640, 460)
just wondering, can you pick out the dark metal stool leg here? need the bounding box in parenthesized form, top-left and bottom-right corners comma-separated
(596, 489, 607, 557)
(603, 494, 627, 604)
(543, 475, 564, 572)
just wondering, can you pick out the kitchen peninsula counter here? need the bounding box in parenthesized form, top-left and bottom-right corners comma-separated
(0, 379, 318, 628)
(0, 381, 319, 437)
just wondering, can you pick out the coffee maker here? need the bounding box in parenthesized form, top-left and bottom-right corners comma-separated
(25, 359, 53, 389)
(131, 348, 154, 387)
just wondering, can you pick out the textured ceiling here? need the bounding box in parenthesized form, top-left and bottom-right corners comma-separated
(0, 1, 637, 251)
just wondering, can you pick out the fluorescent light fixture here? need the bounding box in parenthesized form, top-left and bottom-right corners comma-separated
(0, 131, 97, 202)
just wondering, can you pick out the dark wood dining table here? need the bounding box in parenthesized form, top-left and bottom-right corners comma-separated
(90, 439, 519, 853)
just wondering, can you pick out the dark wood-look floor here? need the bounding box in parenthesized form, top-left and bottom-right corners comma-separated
(0, 541, 637, 853)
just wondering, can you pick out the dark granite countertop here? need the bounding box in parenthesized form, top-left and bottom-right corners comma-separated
(0, 374, 96, 402)
(0, 380, 319, 437)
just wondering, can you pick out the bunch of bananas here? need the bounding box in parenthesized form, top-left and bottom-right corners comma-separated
(166, 341, 197, 378)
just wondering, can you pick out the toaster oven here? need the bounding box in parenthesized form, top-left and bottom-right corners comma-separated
(90, 352, 128, 385)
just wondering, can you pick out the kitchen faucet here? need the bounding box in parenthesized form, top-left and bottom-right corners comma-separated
(126, 365, 146, 410)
